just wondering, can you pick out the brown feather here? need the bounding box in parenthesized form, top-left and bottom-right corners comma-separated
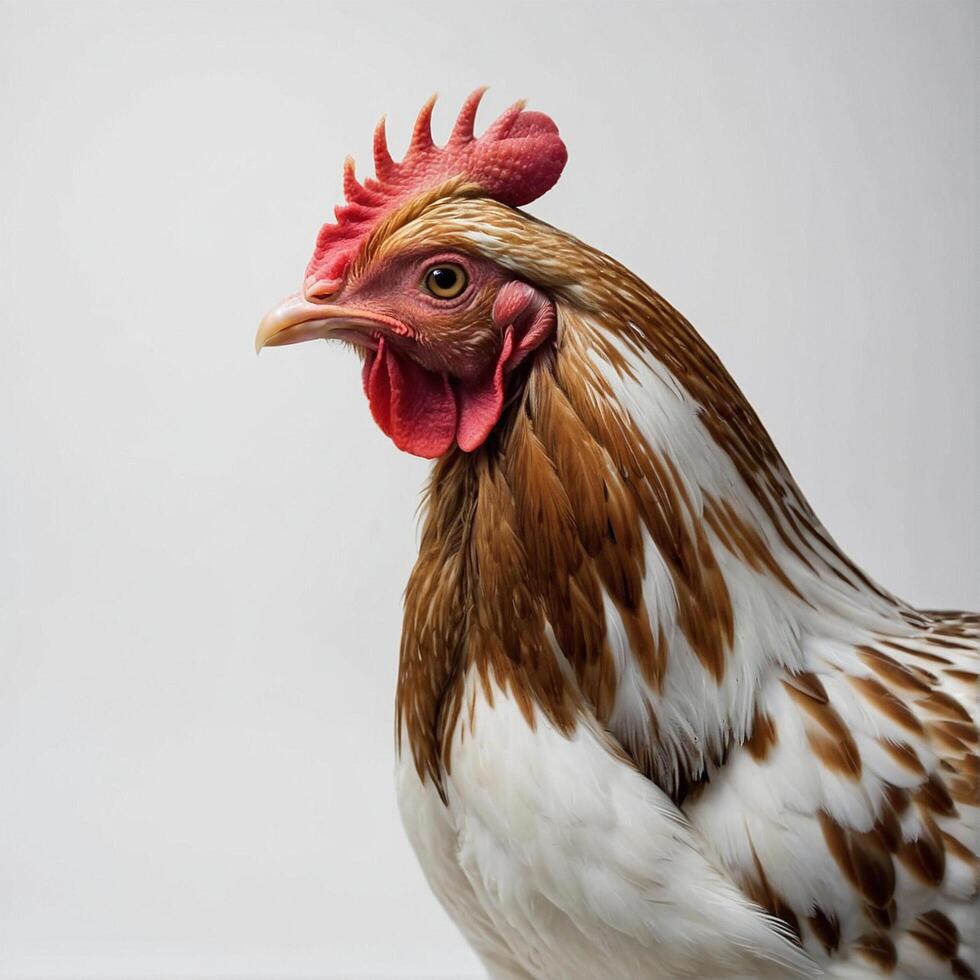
(854, 932, 897, 972)
(908, 910, 960, 959)
(896, 811, 946, 886)
(850, 675, 923, 734)
(744, 707, 778, 761)
(818, 811, 895, 909)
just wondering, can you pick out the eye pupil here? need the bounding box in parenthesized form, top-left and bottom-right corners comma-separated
(432, 267, 456, 289)
(424, 263, 467, 298)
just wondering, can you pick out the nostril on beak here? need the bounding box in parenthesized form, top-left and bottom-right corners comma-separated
(304, 277, 342, 303)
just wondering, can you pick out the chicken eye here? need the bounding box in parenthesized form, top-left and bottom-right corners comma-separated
(423, 263, 468, 299)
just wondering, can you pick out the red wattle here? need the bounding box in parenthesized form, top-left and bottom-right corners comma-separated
(455, 327, 514, 452)
(362, 338, 457, 459)
(360, 284, 555, 458)
(362, 344, 391, 435)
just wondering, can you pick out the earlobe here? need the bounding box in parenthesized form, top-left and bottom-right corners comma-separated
(493, 281, 556, 373)
(454, 282, 556, 452)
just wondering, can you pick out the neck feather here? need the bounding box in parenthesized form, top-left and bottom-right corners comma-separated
(396, 219, 909, 801)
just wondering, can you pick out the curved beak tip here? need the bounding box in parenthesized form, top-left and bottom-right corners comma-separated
(254, 293, 320, 353)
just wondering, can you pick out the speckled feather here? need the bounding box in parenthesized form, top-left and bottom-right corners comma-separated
(265, 94, 979, 980)
(395, 195, 980, 976)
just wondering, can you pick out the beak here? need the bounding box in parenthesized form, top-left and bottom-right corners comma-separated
(255, 293, 378, 353)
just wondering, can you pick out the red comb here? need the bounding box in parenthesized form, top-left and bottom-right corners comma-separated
(305, 89, 568, 286)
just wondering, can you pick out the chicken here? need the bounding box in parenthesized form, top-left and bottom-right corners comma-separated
(256, 91, 978, 979)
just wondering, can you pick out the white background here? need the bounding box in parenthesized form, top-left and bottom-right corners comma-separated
(1, 2, 976, 978)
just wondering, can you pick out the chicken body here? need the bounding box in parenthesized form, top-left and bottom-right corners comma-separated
(258, 94, 978, 979)
(382, 196, 979, 979)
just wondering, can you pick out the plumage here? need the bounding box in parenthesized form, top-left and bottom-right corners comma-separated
(257, 92, 978, 979)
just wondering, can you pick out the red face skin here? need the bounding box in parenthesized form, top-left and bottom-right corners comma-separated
(256, 248, 556, 458)
(331, 249, 512, 379)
